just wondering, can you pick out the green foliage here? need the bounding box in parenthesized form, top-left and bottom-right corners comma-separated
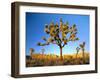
(38, 18, 79, 48)
(80, 42, 85, 49)
(37, 18, 79, 60)
(76, 47, 80, 53)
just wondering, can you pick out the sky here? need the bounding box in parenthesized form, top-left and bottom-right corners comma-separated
(26, 12, 90, 56)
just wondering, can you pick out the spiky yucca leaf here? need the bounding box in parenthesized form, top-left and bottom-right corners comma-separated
(76, 47, 80, 52)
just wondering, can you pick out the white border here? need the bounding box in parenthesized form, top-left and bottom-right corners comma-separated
(19, 6, 95, 75)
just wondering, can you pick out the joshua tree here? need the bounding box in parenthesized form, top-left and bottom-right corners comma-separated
(41, 48, 45, 58)
(76, 47, 80, 59)
(30, 48, 35, 59)
(79, 42, 85, 63)
(37, 18, 79, 60)
(41, 48, 45, 55)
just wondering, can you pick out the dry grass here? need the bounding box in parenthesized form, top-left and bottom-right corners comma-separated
(26, 53, 89, 67)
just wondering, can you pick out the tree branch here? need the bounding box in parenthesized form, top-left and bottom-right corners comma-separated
(62, 43, 66, 48)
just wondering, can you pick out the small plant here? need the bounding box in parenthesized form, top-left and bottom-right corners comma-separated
(79, 42, 86, 63)
(41, 48, 45, 58)
(76, 47, 80, 59)
(30, 48, 35, 60)
(41, 48, 45, 55)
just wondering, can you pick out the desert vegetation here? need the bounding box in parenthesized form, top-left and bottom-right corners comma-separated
(37, 18, 79, 60)
(26, 18, 90, 67)
(26, 53, 89, 67)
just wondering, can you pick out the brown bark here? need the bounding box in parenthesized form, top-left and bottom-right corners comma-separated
(60, 47, 63, 60)
(83, 49, 85, 63)
(76, 52, 78, 59)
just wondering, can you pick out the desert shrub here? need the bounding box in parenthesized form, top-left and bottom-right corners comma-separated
(26, 53, 89, 67)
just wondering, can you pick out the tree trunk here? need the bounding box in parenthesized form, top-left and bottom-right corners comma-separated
(60, 47, 63, 60)
(83, 49, 85, 63)
(76, 52, 78, 59)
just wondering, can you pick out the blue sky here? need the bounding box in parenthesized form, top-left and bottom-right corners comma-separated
(26, 12, 90, 55)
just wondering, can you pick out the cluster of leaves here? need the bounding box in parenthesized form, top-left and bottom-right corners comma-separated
(76, 47, 80, 53)
(76, 42, 85, 52)
(80, 42, 85, 50)
(37, 18, 79, 48)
